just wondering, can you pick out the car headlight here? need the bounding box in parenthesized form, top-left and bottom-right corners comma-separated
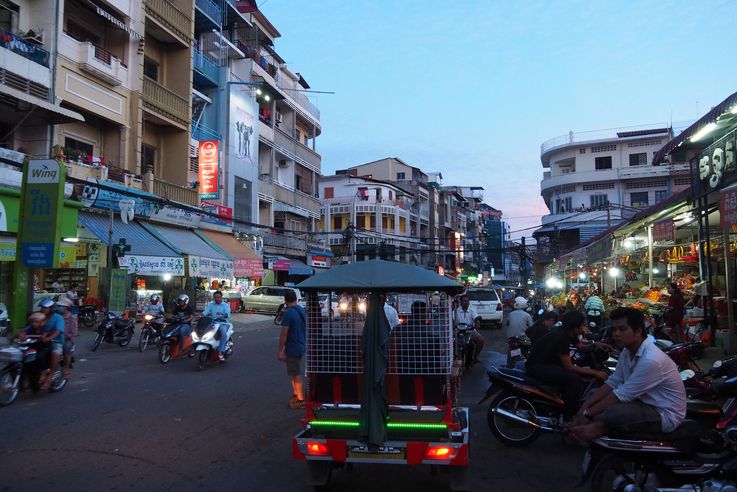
(358, 302, 366, 312)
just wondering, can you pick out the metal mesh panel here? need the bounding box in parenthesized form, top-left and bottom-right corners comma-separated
(305, 291, 453, 376)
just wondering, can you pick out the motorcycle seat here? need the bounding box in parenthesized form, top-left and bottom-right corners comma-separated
(114, 319, 134, 328)
(686, 399, 721, 417)
(494, 367, 561, 396)
(609, 419, 702, 451)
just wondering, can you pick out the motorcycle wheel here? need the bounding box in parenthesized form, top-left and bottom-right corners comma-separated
(118, 328, 133, 347)
(159, 341, 172, 364)
(487, 391, 540, 447)
(139, 328, 151, 352)
(81, 313, 95, 328)
(274, 303, 286, 326)
(197, 350, 207, 371)
(590, 453, 674, 492)
(0, 367, 19, 406)
(90, 330, 104, 352)
(49, 369, 67, 392)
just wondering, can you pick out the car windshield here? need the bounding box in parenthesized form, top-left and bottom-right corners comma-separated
(466, 290, 498, 302)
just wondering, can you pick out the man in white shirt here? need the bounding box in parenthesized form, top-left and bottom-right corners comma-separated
(380, 294, 401, 330)
(454, 294, 485, 363)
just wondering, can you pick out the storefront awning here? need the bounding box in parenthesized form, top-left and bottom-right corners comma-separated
(199, 230, 263, 278)
(144, 224, 234, 278)
(0, 85, 84, 124)
(289, 258, 314, 276)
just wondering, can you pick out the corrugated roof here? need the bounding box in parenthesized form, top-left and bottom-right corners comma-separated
(78, 213, 180, 257)
(200, 230, 260, 260)
(147, 224, 230, 260)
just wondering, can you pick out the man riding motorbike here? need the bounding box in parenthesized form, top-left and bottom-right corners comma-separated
(144, 293, 165, 317)
(568, 307, 687, 441)
(525, 310, 609, 419)
(202, 290, 231, 362)
(17, 312, 53, 391)
(454, 294, 485, 364)
(37, 299, 64, 390)
(584, 291, 605, 328)
(172, 294, 194, 354)
(526, 310, 558, 344)
(505, 296, 533, 340)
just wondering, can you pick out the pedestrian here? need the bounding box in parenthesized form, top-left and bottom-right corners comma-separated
(277, 289, 307, 409)
(665, 282, 685, 340)
(51, 277, 63, 293)
(66, 283, 80, 315)
(56, 297, 77, 378)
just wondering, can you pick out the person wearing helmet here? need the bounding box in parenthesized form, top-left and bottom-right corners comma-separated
(202, 290, 231, 362)
(17, 312, 50, 392)
(172, 294, 194, 353)
(56, 297, 78, 378)
(505, 296, 534, 340)
(37, 298, 64, 390)
(144, 294, 165, 317)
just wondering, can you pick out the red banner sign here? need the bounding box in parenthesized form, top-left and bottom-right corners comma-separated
(198, 140, 219, 199)
(652, 219, 675, 242)
(721, 187, 737, 233)
(201, 200, 233, 227)
(234, 258, 263, 278)
(270, 259, 290, 271)
(306, 254, 331, 269)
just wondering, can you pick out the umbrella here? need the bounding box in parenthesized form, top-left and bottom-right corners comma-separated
(359, 292, 390, 447)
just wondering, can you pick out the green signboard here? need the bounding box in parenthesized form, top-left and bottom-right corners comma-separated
(108, 268, 128, 315)
(0, 187, 79, 237)
(18, 160, 66, 268)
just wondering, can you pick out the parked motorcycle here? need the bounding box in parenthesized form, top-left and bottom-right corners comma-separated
(582, 376, 737, 492)
(0, 338, 67, 406)
(138, 314, 164, 352)
(456, 322, 477, 372)
(158, 316, 193, 364)
(78, 304, 98, 329)
(191, 317, 234, 370)
(91, 313, 135, 352)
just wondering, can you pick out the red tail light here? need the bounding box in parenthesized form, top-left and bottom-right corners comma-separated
(496, 303, 503, 311)
(425, 446, 454, 460)
(305, 442, 330, 456)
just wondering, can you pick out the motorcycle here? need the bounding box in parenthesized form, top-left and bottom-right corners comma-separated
(481, 346, 611, 447)
(639, 480, 737, 492)
(158, 316, 193, 364)
(582, 376, 737, 492)
(507, 335, 532, 369)
(456, 322, 477, 372)
(138, 314, 164, 352)
(0, 338, 67, 406)
(0, 303, 10, 337)
(91, 313, 135, 352)
(191, 317, 234, 370)
(79, 304, 98, 329)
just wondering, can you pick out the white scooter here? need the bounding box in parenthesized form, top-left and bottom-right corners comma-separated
(191, 317, 234, 371)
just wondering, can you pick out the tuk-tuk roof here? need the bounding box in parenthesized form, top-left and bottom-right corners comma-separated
(296, 259, 463, 293)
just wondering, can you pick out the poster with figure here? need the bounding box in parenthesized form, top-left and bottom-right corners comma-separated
(229, 91, 259, 172)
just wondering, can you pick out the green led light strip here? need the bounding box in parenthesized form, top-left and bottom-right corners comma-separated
(308, 421, 448, 430)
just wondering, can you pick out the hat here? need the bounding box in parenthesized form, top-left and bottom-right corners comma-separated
(513, 297, 528, 310)
(28, 312, 46, 322)
(57, 297, 73, 308)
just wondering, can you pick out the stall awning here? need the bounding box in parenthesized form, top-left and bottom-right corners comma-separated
(199, 229, 263, 278)
(144, 224, 234, 278)
(289, 258, 314, 276)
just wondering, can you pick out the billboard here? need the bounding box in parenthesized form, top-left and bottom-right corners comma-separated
(198, 140, 219, 200)
(229, 91, 259, 173)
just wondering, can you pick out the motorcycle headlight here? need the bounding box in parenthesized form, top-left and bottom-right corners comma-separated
(202, 331, 215, 342)
(358, 302, 366, 312)
(339, 302, 348, 312)
(191, 331, 200, 342)
(144, 314, 153, 321)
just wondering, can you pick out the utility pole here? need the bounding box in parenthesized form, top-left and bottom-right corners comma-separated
(519, 236, 527, 286)
(607, 202, 611, 229)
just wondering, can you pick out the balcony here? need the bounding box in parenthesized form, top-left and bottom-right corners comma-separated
(60, 34, 128, 87)
(273, 128, 320, 172)
(194, 0, 222, 30)
(0, 29, 49, 67)
(541, 168, 620, 193)
(193, 48, 219, 87)
(143, 0, 193, 47)
(619, 164, 676, 179)
(260, 179, 320, 217)
(153, 177, 199, 206)
(142, 77, 190, 127)
(191, 122, 221, 142)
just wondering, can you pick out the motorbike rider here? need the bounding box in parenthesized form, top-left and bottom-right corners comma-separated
(526, 310, 609, 419)
(37, 299, 64, 390)
(505, 296, 533, 340)
(526, 311, 558, 344)
(56, 297, 77, 379)
(202, 290, 232, 362)
(454, 294, 485, 364)
(144, 293, 165, 317)
(172, 294, 194, 353)
(17, 312, 52, 391)
(569, 307, 687, 441)
(584, 291, 605, 328)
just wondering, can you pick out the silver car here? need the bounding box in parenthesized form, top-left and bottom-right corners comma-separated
(243, 286, 302, 314)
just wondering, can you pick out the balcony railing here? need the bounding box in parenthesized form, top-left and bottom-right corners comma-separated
(153, 177, 199, 206)
(541, 122, 671, 155)
(60, 33, 128, 86)
(191, 122, 221, 142)
(0, 28, 50, 67)
(273, 128, 320, 171)
(142, 77, 190, 126)
(193, 48, 219, 82)
(195, 0, 222, 25)
(143, 0, 192, 45)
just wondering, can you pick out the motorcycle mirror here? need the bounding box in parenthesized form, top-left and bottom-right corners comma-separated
(713, 360, 724, 369)
(679, 369, 696, 381)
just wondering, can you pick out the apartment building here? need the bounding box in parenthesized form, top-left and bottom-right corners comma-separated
(0, 0, 84, 159)
(534, 124, 692, 260)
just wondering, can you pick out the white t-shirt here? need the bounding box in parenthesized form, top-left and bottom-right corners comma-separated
(455, 307, 478, 326)
(383, 303, 400, 329)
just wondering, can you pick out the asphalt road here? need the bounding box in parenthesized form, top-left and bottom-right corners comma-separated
(0, 316, 584, 492)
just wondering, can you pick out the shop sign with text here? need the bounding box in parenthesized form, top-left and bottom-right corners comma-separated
(201, 201, 233, 228)
(188, 255, 233, 278)
(721, 186, 737, 232)
(118, 255, 185, 276)
(306, 254, 331, 269)
(268, 258, 290, 271)
(234, 258, 263, 278)
(198, 140, 219, 200)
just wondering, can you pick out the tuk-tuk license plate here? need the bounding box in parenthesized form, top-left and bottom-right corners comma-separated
(348, 445, 405, 460)
(510, 349, 522, 357)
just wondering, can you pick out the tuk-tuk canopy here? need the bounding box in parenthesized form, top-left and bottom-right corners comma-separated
(296, 259, 462, 293)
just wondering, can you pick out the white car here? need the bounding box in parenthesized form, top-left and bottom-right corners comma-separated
(318, 294, 339, 319)
(465, 288, 503, 328)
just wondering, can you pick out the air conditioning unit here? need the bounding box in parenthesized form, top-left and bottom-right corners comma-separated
(277, 159, 289, 168)
(275, 112, 283, 124)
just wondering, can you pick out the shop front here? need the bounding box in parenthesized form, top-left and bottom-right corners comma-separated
(263, 256, 290, 286)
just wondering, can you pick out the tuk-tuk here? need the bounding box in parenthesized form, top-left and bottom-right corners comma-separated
(292, 260, 469, 491)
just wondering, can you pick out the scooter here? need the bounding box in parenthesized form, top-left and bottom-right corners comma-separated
(191, 317, 234, 371)
(456, 322, 477, 372)
(138, 314, 164, 352)
(158, 316, 193, 364)
(0, 338, 67, 406)
(91, 313, 135, 352)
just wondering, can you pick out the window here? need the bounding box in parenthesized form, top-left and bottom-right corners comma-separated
(591, 144, 616, 153)
(141, 144, 156, 174)
(332, 216, 342, 230)
(627, 139, 662, 148)
(396, 172, 406, 180)
(654, 190, 669, 202)
(65, 137, 93, 158)
(66, 19, 101, 45)
(630, 192, 649, 208)
(0, 1, 19, 32)
(143, 57, 159, 81)
(323, 187, 334, 199)
(555, 197, 573, 214)
(629, 152, 647, 166)
(674, 177, 692, 186)
(560, 184, 576, 193)
(582, 182, 615, 191)
(590, 194, 608, 209)
(295, 164, 313, 194)
(595, 156, 612, 170)
(234, 176, 253, 223)
(625, 179, 668, 189)
(356, 215, 365, 229)
(579, 148, 586, 154)
(295, 129, 301, 141)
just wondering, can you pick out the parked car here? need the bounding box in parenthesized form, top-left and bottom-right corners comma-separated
(243, 286, 303, 314)
(465, 287, 503, 328)
(318, 294, 340, 319)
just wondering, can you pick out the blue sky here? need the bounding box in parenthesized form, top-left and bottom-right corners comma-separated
(261, 0, 735, 240)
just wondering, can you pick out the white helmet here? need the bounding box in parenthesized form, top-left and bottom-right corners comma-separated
(513, 297, 528, 310)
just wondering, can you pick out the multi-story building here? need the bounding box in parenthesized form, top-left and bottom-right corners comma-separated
(480, 204, 513, 281)
(319, 174, 418, 263)
(534, 124, 692, 261)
